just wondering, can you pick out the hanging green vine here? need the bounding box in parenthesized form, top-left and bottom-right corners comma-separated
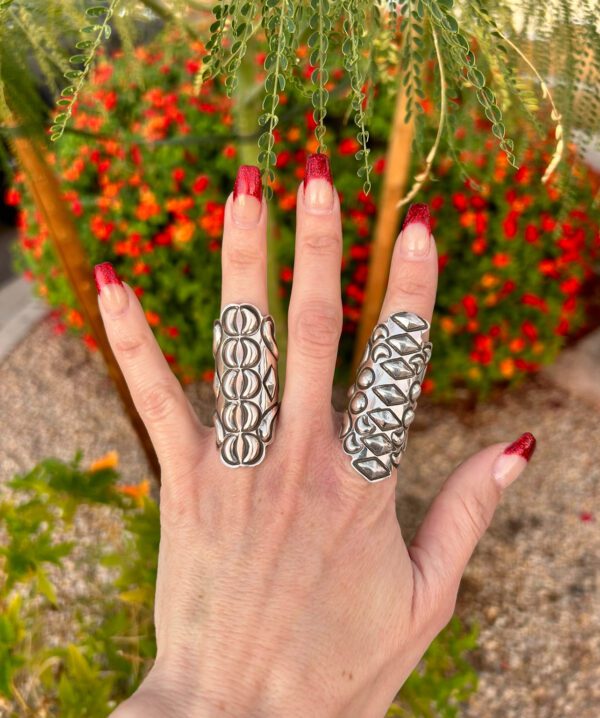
(257, 0, 294, 196)
(343, 0, 372, 194)
(1, 0, 598, 195)
(50, 1, 120, 142)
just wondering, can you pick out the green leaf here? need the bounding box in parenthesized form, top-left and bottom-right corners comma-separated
(86, 6, 108, 17)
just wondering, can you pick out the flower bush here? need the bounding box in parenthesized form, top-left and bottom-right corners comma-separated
(0, 454, 477, 716)
(10, 35, 600, 398)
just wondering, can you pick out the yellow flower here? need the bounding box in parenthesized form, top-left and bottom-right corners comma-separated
(89, 450, 119, 472)
(468, 367, 481, 380)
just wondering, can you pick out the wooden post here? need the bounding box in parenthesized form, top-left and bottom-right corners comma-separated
(352, 85, 415, 373)
(10, 133, 160, 480)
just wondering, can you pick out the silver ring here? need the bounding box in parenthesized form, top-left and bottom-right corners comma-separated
(340, 311, 432, 482)
(213, 303, 279, 468)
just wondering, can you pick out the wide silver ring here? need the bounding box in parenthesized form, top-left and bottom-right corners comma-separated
(340, 311, 432, 482)
(213, 303, 279, 468)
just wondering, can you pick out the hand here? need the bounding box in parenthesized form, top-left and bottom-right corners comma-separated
(97, 156, 536, 718)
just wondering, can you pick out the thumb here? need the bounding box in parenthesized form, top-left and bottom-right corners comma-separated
(408, 432, 536, 624)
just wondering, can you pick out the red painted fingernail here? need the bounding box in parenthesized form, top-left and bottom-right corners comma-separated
(492, 432, 537, 489)
(304, 153, 334, 211)
(402, 203, 431, 233)
(399, 203, 432, 258)
(94, 262, 122, 294)
(232, 165, 262, 225)
(233, 165, 262, 202)
(503, 432, 537, 461)
(305, 153, 333, 185)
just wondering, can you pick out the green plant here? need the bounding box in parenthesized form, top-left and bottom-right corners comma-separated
(0, 453, 157, 714)
(9, 34, 600, 397)
(0, 1, 599, 197)
(388, 618, 479, 717)
(0, 454, 478, 716)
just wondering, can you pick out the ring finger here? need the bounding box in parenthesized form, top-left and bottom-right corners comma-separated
(341, 203, 438, 484)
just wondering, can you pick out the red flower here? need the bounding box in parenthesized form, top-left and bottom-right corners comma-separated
(521, 294, 548, 312)
(452, 193, 468, 212)
(172, 167, 185, 183)
(431, 195, 444, 210)
(373, 157, 386, 174)
(560, 277, 581, 294)
(502, 212, 518, 239)
(349, 245, 369, 261)
(192, 175, 209, 194)
(541, 214, 556, 232)
(471, 238, 487, 255)
(521, 321, 538, 341)
(339, 137, 360, 155)
(165, 326, 180, 338)
(438, 254, 449, 272)
(223, 144, 237, 159)
(492, 253, 510, 268)
(462, 295, 478, 318)
(5, 188, 21, 206)
(280, 266, 293, 282)
(525, 224, 539, 243)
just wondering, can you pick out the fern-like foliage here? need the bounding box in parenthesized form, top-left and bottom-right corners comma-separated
(1, 0, 599, 196)
(50, 1, 121, 141)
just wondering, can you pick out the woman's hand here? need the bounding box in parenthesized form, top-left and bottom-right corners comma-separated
(98, 156, 535, 718)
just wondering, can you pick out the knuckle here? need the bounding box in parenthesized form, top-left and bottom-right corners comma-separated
(456, 491, 493, 543)
(114, 333, 148, 362)
(138, 380, 182, 424)
(292, 302, 342, 357)
(393, 276, 431, 301)
(224, 237, 264, 271)
(301, 232, 341, 257)
(433, 594, 457, 633)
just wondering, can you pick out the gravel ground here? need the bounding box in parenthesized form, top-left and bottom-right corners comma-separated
(1, 318, 598, 717)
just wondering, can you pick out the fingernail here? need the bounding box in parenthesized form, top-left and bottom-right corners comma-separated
(304, 153, 334, 212)
(232, 165, 262, 226)
(399, 203, 432, 259)
(491, 432, 537, 489)
(94, 262, 128, 316)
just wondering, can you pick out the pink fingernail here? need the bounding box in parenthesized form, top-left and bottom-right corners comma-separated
(304, 153, 334, 212)
(232, 165, 262, 226)
(399, 203, 432, 259)
(94, 262, 128, 316)
(492, 432, 537, 489)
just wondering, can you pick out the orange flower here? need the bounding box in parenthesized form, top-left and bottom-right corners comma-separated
(118, 479, 150, 505)
(287, 127, 301, 142)
(67, 309, 84, 329)
(89, 450, 119, 472)
(468, 366, 482, 380)
(481, 273, 499, 289)
(499, 358, 515, 378)
(173, 221, 196, 244)
(145, 310, 160, 326)
(440, 317, 456, 334)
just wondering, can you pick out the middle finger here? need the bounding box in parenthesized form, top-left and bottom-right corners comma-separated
(283, 154, 343, 419)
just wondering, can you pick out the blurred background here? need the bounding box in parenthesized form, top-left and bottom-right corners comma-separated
(0, 1, 598, 716)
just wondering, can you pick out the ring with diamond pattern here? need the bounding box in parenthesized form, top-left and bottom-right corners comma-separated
(340, 311, 432, 482)
(213, 303, 280, 468)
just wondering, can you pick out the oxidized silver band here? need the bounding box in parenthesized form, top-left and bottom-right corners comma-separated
(340, 311, 432, 482)
(213, 303, 279, 468)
